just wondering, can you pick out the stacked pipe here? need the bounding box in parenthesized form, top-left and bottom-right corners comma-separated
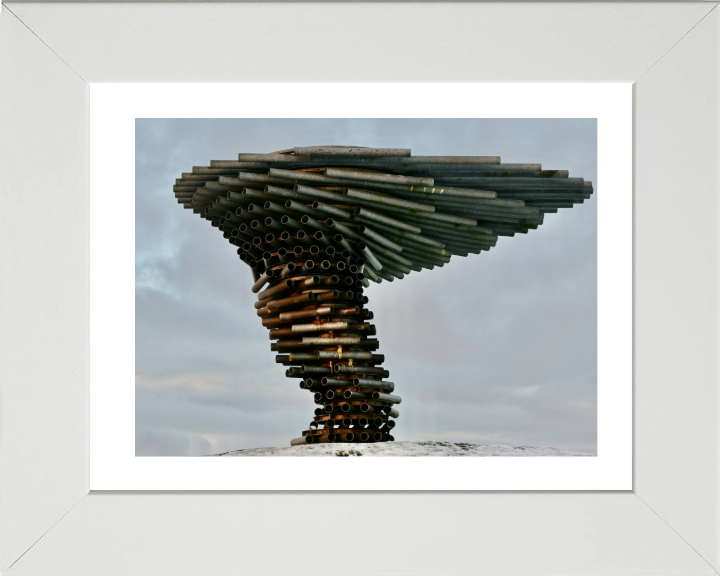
(173, 146, 593, 445)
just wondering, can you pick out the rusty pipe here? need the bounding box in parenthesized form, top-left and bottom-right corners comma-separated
(267, 292, 316, 310)
(251, 269, 275, 293)
(280, 262, 297, 278)
(278, 306, 334, 321)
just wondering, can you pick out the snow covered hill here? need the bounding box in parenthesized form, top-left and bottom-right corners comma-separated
(211, 441, 592, 457)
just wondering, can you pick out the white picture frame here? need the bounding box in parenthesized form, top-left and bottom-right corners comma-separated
(93, 83, 628, 491)
(1, 2, 718, 574)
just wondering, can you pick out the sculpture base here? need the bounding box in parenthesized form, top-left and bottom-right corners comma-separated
(212, 442, 591, 457)
(291, 429, 394, 445)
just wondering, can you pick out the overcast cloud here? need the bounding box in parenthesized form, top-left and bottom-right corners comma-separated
(135, 118, 597, 456)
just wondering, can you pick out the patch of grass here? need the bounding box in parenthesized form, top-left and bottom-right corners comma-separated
(336, 449, 363, 457)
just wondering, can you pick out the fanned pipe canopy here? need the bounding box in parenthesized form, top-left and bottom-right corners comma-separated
(173, 146, 593, 445)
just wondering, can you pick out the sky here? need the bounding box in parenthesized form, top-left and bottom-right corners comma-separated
(135, 118, 597, 456)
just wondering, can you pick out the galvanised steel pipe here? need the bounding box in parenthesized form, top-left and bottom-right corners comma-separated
(250, 219, 272, 235)
(325, 168, 433, 187)
(324, 219, 363, 241)
(404, 162, 542, 173)
(372, 392, 402, 404)
(303, 337, 361, 346)
(353, 207, 422, 234)
(399, 204, 540, 226)
(356, 224, 403, 251)
(358, 202, 482, 227)
(397, 219, 498, 241)
(312, 201, 352, 219)
(291, 322, 349, 332)
(295, 146, 411, 157)
(282, 168, 500, 200)
(374, 254, 412, 276)
(317, 350, 376, 360)
(354, 237, 411, 267)
(335, 364, 389, 376)
(351, 217, 445, 248)
(356, 242, 383, 271)
(293, 183, 346, 203)
(242, 151, 500, 164)
(395, 191, 530, 210)
(321, 377, 356, 388)
(301, 365, 333, 375)
(433, 176, 586, 188)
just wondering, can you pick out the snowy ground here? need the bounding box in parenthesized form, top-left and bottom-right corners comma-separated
(211, 441, 592, 457)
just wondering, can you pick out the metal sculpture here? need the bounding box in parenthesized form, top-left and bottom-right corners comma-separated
(173, 146, 593, 446)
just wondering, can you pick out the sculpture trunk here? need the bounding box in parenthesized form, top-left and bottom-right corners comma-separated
(256, 250, 396, 444)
